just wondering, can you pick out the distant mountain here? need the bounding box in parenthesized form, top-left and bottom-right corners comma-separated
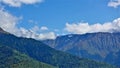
(0, 28, 117, 68)
(0, 44, 56, 68)
(43, 32, 120, 67)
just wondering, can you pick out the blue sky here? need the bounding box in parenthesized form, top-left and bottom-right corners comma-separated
(0, 0, 120, 40)
(4, 0, 120, 29)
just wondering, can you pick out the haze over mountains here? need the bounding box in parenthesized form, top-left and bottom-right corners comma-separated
(43, 32, 120, 67)
(0, 27, 118, 68)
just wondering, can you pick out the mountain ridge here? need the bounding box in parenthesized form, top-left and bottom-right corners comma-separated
(0, 27, 118, 68)
(43, 32, 120, 66)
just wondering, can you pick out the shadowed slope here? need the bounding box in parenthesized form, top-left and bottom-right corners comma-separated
(0, 28, 118, 68)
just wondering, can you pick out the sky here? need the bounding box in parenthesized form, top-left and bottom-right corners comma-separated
(0, 0, 120, 40)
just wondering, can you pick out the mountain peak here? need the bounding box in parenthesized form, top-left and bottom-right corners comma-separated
(0, 28, 9, 34)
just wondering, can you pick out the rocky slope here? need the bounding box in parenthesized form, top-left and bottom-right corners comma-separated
(43, 32, 120, 66)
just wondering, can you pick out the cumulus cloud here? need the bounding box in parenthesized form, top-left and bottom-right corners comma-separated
(40, 26, 48, 31)
(30, 26, 48, 32)
(0, 8, 56, 40)
(0, 0, 43, 7)
(0, 8, 19, 33)
(19, 28, 56, 40)
(108, 0, 120, 8)
(37, 32, 56, 40)
(65, 18, 120, 34)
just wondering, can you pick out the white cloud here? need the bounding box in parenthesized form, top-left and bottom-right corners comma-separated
(31, 26, 40, 32)
(30, 26, 48, 32)
(0, 8, 56, 40)
(0, 8, 19, 33)
(40, 26, 48, 31)
(65, 18, 120, 34)
(0, 0, 43, 7)
(19, 28, 56, 40)
(37, 32, 56, 40)
(108, 0, 120, 8)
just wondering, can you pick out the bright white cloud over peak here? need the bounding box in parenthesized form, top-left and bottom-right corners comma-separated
(0, 8, 19, 33)
(65, 18, 120, 34)
(0, 0, 43, 7)
(108, 0, 120, 8)
(0, 8, 56, 40)
(19, 28, 56, 40)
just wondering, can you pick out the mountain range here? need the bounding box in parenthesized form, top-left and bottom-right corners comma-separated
(43, 32, 120, 67)
(0, 28, 118, 68)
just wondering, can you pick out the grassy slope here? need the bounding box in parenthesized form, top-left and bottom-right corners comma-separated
(0, 44, 57, 68)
